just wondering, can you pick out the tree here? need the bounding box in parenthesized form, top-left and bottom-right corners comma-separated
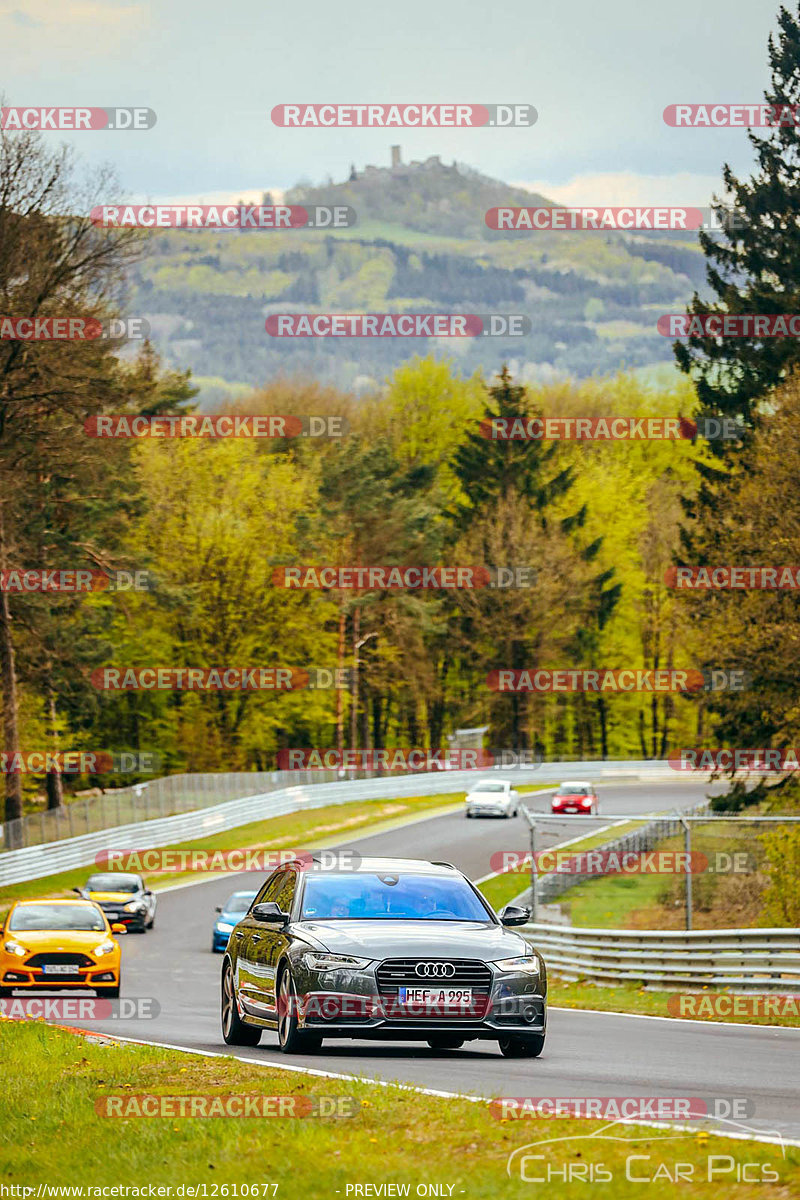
(674, 4, 800, 435)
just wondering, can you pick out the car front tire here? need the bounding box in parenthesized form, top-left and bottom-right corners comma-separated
(277, 967, 322, 1054)
(221, 961, 262, 1046)
(498, 1033, 545, 1058)
(427, 1036, 464, 1051)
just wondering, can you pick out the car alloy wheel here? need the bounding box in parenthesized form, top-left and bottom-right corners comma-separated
(221, 962, 261, 1046)
(277, 967, 322, 1054)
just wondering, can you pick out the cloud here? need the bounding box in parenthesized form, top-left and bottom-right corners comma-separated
(512, 172, 729, 209)
(9, 9, 41, 26)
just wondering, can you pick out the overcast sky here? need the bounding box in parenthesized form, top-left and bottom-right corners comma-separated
(0, 0, 789, 206)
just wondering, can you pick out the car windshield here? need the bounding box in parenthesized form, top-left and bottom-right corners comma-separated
(86, 874, 140, 893)
(9, 904, 106, 932)
(300, 873, 492, 921)
(224, 892, 256, 914)
(557, 786, 589, 795)
(471, 782, 506, 793)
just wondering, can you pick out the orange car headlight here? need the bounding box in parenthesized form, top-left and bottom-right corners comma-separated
(4, 940, 27, 957)
(93, 941, 116, 957)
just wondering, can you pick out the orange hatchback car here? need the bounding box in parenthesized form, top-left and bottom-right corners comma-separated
(0, 899, 123, 997)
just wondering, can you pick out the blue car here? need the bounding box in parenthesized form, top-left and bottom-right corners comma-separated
(212, 890, 257, 953)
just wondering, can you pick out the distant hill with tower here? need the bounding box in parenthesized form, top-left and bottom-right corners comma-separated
(286, 146, 552, 240)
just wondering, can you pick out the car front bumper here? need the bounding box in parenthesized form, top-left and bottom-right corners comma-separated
(284, 963, 546, 1040)
(1, 962, 120, 989)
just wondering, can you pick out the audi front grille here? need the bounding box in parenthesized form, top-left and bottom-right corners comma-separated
(376, 958, 493, 992)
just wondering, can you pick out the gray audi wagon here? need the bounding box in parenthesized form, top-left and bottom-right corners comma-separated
(220, 856, 547, 1057)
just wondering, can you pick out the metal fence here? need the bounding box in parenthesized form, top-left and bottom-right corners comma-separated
(1, 770, 336, 852)
(0, 760, 681, 886)
(2, 758, 686, 853)
(514, 803, 711, 908)
(521, 922, 800, 990)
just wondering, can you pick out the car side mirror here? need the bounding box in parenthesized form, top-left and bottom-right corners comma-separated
(72, 887, 82, 895)
(215, 905, 222, 913)
(111, 923, 126, 934)
(252, 902, 288, 924)
(499, 904, 530, 927)
(144, 890, 153, 897)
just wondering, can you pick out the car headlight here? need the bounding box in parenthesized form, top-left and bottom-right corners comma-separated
(4, 940, 27, 957)
(301, 952, 371, 970)
(124, 900, 145, 912)
(215, 921, 235, 934)
(93, 941, 116, 956)
(493, 955, 541, 974)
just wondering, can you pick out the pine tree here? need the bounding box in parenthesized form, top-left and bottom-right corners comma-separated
(674, 4, 800, 436)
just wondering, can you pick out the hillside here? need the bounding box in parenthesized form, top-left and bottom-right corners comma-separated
(128, 150, 710, 401)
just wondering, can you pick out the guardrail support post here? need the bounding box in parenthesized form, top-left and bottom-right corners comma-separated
(678, 811, 692, 931)
(521, 805, 538, 922)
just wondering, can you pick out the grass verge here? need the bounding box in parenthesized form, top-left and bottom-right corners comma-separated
(0, 785, 555, 918)
(0, 793, 460, 916)
(476, 817, 648, 911)
(548, 978, 800, 1028)
(0, 1022, 795, 1196)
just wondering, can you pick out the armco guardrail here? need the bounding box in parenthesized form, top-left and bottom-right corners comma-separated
(0, 760, 683, 887)
(1, 770, 331, 851)
(522, 922, 800, 991)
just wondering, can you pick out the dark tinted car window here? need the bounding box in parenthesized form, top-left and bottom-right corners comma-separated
(300, 873, 491, 921)
(86, 874, 140, 893)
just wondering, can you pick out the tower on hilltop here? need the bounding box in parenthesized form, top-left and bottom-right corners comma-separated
(391, 145, 402, 168)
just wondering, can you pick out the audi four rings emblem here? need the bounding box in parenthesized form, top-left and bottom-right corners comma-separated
(415, 962, 456, 977)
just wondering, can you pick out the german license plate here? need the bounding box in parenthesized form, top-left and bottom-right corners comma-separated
(42, 964, 77, 975)
(398, 987, 473, 1005)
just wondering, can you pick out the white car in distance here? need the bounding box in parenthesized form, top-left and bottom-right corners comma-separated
(464, 778, 520, 819)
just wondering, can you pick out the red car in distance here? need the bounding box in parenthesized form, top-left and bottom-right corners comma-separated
(551, 781, 599, 815)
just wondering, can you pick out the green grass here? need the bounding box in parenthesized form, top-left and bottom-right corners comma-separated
(549, 978, 800, 1028)
(0, 792, 463, 917)
(564, 869, 675, 928)
(477, 817, 648, 911)
(1, 1022, 795, 1196)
